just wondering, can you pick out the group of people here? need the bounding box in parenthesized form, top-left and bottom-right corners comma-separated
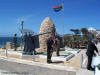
(86, 39, 100, 71)
(46, 37, 60, 63)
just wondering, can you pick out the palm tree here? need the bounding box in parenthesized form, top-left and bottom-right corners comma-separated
(70, 29, 81, 48)
(70, 29, 80, 35)
(81, 28, 88, 36)
(81, 28, 90, 47)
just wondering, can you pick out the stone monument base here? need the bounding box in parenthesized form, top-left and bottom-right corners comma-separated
(4, 50, 75, 62)
(5, 50, 39, 59)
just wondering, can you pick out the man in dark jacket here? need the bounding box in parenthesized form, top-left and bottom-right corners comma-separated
(86, 39, 99, 71)
(47, 37, 54, 63)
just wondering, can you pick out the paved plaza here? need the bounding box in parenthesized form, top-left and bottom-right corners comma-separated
(0, 58, 75, 75)
(0, 49, 94, 75)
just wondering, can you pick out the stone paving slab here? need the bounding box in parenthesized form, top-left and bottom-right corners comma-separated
(76, 69, 94, 75)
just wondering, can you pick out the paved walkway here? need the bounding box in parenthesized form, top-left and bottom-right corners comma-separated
(0, 57, 76, 75)
(76, 69, 94, 75)
(0, 69, 18, 75)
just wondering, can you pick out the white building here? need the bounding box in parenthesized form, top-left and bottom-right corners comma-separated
(88, 27, 96, 33)
(88, 27, 100, 38)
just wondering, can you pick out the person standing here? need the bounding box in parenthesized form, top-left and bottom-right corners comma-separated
(13, 34, 17, 51)
(86, 39, 99, 71)
(47, 37, 54, 63)
(96, 38, 100, 53)
(55, 38, 60, 56)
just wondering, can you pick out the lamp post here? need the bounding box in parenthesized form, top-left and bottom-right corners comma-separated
(21, 20, 24, 49)
(21, 20, 24, 30)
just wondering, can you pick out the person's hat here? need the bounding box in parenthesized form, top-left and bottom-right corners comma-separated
(89, 37, 93, 41)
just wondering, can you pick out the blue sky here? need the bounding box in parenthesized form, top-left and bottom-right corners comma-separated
(0, 0, 100, 37)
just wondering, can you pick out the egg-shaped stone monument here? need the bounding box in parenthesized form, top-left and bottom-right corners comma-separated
(39, 17, 56, 52)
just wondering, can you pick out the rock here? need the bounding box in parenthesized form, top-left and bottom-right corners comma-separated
(39, 17, 56, 52)
(6, 42, 12, 49)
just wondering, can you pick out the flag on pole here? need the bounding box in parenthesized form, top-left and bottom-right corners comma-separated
(53, 5, 63, 12)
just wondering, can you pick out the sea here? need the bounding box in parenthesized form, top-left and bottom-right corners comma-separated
(0, 37, 21, 47)
(0, 36, 40, 48)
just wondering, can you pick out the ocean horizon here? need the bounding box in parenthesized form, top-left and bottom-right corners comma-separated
(0, 37, 21, 47)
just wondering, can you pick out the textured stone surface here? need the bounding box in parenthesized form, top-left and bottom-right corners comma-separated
(6, 42, 12, 49)
(39, 17, 56, 52)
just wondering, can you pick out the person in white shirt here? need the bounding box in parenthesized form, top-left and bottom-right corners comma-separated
(96, 38, 100, 53)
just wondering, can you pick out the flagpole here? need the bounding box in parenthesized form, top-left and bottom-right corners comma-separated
(62, 2, 65, 46)
(53, 1, 65, 46)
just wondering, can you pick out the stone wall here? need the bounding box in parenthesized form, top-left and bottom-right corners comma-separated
(39, 17, 56, 52)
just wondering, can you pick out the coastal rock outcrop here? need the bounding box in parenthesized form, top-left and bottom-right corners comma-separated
(39, 17, 56, 52)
